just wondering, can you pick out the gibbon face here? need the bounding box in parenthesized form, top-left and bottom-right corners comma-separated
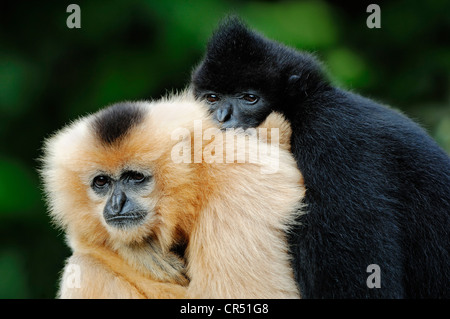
(42, 97, 207, 252)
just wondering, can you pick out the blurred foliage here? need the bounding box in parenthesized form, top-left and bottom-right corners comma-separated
(0, 0, 448, 298)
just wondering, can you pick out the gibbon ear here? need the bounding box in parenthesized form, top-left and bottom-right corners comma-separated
(287, 74, 308, 97)
(288, 74, 301, 85)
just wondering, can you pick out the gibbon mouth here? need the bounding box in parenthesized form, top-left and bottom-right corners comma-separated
(105, 212, 147, 228)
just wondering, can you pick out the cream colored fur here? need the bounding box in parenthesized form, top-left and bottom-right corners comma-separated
(41, 92, 305, 298)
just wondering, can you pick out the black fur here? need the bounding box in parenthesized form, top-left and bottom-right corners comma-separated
(92, 102, 145, 145)
(192, 17, 450, 298)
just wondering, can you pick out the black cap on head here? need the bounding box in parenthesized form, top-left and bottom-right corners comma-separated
(91, 103, 145, 145)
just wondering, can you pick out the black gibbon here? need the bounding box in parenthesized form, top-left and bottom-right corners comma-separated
(41, 92, 304, 298)
(191, 17, 450, 298)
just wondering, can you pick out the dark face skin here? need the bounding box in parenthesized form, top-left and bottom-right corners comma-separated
(91, 170, 152, 229)
(197, 90, 272, 129)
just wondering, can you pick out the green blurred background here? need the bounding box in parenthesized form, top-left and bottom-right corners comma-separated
(0, 0, 448, 298)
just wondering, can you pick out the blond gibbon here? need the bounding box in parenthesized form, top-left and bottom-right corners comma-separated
(41, 92, 305, 298)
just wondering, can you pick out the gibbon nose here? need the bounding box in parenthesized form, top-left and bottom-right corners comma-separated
(110, 190, 127, 215)
(216, 105, 232, 123)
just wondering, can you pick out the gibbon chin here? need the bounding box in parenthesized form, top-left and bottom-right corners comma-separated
(41, 92, 304, 299)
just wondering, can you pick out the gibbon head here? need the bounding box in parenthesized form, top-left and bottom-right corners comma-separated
(191, 16, 327, 128)
(41, 95, 207, 251)
(41, 92, 295, 255)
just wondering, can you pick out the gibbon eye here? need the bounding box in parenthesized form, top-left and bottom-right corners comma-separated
(205, 94, 220, 104)
(129, 172, 145, 183)
(93, 175, 110, 188)
(242, 94, 259, 104)
(123, 171, 146, 183)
